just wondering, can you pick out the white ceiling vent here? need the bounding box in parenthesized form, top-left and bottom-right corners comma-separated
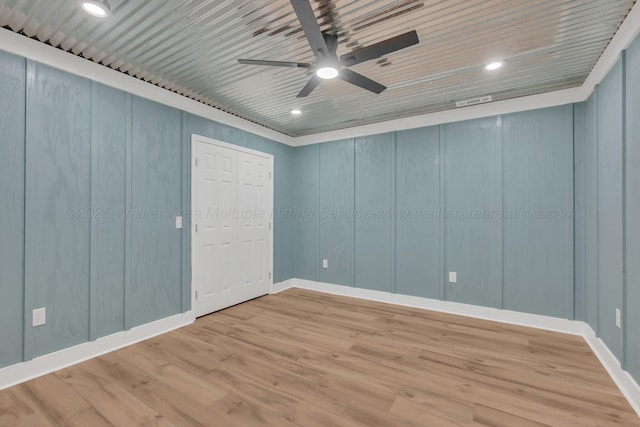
(456, 95, 493, 108)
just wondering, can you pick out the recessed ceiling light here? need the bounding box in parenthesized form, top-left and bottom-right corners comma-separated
(80, 1, 111, 18)
(485, 61, 504, 71)
(316, 67, 339, 79)
(291, 109, 302, 115)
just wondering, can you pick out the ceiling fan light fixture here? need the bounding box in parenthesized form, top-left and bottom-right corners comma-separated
(485, 61, 504, 71)
(316, 67, 339, 79)
(80, 0, 111, 18)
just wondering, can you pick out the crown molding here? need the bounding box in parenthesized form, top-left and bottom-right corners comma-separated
(293, 87, 585, 146)
(582, 0, 640, 93)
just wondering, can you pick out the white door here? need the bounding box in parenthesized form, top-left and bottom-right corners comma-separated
(192, 136, 273, 317)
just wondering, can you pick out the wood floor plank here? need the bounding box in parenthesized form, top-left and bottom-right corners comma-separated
(55, 365, 174, 427)
(0, 289, 637, 426)
(9, 373, 112, 426)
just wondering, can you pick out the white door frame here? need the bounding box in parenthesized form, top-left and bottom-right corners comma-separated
(191, 134, 274, 314)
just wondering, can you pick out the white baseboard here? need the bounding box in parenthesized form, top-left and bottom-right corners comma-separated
(0, 311, 195, 391)
(280, 278, 640, 417)
(583, 325, 640, 416)
(271, 279, 296, 294)
(290, 279, 585, 335)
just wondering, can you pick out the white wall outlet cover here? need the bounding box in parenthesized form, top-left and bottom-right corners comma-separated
(32, 307, 46, 327)
(616, 308, 622, 328)
(176, 216, 183, 229)
(322, 259, 328, 269)
(448, 272, 457, 283)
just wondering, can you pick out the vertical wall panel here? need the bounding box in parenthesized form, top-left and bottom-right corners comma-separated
(181, 112, 190, 312)
(573, 102, 587, 321)
(597, 60, 624, 360)
(502, 106, 574, 318)
(584, 93, 599, 332)
(90, 83, 127, 339)
(0, 51, 25, 367)
(292, 144, 319, 280)
(395, 127, 440, 298)
(25, 62, 91, 358)
(573, 102, 587, 322)
(89, 83, 127, 339)
(123, 94, 133, 329)
(354, 133, 394, 292)
(274, 143, 295, 283)
(625, 37, 640, 381)
(319, 139, 355, 286)
(129, 97, 182, 327)
(443, 118, 502, 308)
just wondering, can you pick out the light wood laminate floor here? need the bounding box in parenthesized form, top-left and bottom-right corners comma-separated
(1, 288, 638, 426)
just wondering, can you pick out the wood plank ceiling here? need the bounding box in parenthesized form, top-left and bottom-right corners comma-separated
(0, 0, 635, 136)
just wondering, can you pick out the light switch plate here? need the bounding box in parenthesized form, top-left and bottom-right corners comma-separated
(322, 259, 328, 269)
(448, 272, 457, 283)
(32, 307, 46, 327)
(616, 308, 621, 328)
(176, 216, 183, 229)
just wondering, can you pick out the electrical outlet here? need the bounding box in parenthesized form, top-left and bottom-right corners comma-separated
(32, 307, 46, 327)
(322, 259, 328, 269)
(616, 308, 621, 329)
(448, 272, 457, 283)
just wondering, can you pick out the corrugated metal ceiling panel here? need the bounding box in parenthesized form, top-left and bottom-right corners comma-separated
(0, 0, 635, 135)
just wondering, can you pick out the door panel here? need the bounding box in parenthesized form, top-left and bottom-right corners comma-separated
(238, 152, 270, 289)
(193, 138, 272, 317)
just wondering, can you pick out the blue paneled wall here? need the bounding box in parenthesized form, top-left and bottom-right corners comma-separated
(129, 97, 183, 328)
(0, 50, 294, 369)
(395, 128, 440, 299)
(292, 144, 320, 280)
(293, 106, 575, 319)
(574, 36, 640, 384)
(354, 133, 395, 292)
(25, 62, 92, 359)
(625, 34, 640, 383)
(443, 117, 503, 308)
(502, 108, 574, 318)
(597, 60, 624, 360)
(319, 140, 355, 286)
(90, 83, 127, 340)
(0, 51, 25, 367)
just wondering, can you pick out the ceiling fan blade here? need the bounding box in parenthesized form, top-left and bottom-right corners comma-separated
(340, 30, 419, 67)
(290, 0, 330, 59)
(297, 75, 321, 97)
(238, 59, 311, 68)
(339, 68, 386, 94)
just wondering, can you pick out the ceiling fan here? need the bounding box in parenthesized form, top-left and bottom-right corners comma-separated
(237, 0, 419, 98)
